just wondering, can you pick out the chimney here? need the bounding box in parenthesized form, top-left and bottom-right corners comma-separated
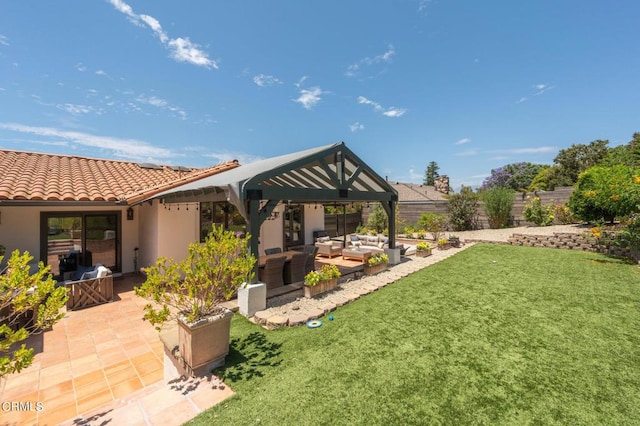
(434, 175, 450, 194)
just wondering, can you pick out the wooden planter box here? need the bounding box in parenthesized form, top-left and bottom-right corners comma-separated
(364, 262, 388, 276)
(437, 243, 451, 250)
(416, 249, 432, 257)
(304, 278, 339, 298)
(448, 238, 461, 248)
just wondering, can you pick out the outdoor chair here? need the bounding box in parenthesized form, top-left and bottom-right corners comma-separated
(264, 247, 282, 255)
(303, 246, 318, 275)
(259, 255, 286, 290)
(284, 252, 307, 284)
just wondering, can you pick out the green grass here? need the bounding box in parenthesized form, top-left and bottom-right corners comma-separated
(188, 244, 640, 425)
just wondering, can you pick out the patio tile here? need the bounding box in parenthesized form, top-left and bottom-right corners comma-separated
(3, 369, 39, 390)
(39, 379, 74, 403)
(138, 386, 186, 418)
(131, 351, 158, 364)
(72, 368, 105, 389)
(139, 369, 164, 387)
(38, 401, 78, 425)
(124, 342, 155, 358)
(111, 376, 144, 399)
(74, 375, 110, 399)
(188, 383, 234, 411)
(0, 403, 39, 425)
(133, 358, 163, 377)
(39, 389, 77, 411)
(146, 398, 198, 426)
(39, 368, 73, 390)
(105, 366, 138, 387)
(76, 388, 114, 416)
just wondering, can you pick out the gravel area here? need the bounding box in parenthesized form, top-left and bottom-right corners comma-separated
(439, 223, 588, 243)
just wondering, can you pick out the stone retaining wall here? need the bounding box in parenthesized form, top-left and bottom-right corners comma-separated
(507, 232, 640, 264)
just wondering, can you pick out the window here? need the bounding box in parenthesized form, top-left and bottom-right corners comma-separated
(199, 202, 246, 242)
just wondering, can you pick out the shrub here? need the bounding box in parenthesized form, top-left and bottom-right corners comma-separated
(304, 264, 341, 286)
(418, 213, 448, 241)
(366, 204, 388, 233)
(568, 165, 640, 223)
(553, 204, 576, 224)
(0, 250, 68, 377)
(446, 186, 480, 231)
(367, 253, 389, 267)
(523, 196, 554, 226)
(482, 187, 515, 229)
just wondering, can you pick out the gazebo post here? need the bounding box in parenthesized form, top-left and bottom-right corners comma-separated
(238, 196, 267, 318)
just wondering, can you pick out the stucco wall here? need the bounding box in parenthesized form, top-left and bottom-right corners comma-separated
(0, 204, 139, 273)
(304, 204, 325, 244)
(259, 204, 284, 255)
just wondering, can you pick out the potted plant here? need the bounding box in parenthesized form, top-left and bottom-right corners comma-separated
(135, 225, 255, 375)
(364, 253, 389, 275)
(448, 235, 461, 248)
(437, 238, 451, 250)
(304, 264, 341, 298)
(416, 242, 432, 257)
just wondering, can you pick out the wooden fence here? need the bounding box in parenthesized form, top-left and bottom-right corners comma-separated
(362, 187, 575, 230)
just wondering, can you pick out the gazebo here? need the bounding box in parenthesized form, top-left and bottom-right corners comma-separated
(144, 142, 398, 284)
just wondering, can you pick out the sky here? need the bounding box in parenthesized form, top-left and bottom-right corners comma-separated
(1, 1, 639, 190)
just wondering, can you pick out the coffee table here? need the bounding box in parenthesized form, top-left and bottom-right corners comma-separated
(342, 248, 372, 263)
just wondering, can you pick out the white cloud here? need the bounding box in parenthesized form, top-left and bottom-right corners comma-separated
(382, 107, 406, 118)
(0, 34, 9, 46)
(346, 44, 395, 77)
(136, 94, 187, 120)
(455, 138, 471, 145)
(516, 97, 528, 104)
(0, 123, 174, 160)
(294, 76, 308, 88)
(76, 63, 87, 72)
(253, 74, 282, 87)
(417, 0, 432, 13)
(107, 0, 218, 69)
(508, 146, 556, 154)
(533, 83, 555, 96)
(95, 69, 110, 78)
(408, 168, 422, 181)
(0, 87, 5, 92)
(349, 122, 364, 132)
(293, 87, 323, 110)
(56, 103, 96, 115)
(358, 96, 406, 117)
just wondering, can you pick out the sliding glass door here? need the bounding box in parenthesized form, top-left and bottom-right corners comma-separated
(42, 212, 120, 278)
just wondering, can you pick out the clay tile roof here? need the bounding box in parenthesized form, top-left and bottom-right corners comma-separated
(0, 150, 240, 204)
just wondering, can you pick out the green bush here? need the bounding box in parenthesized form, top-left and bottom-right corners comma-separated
(482, 187, 515, 229)
(523, 196, 554, 226)
(553, 203, 576, 224)
(568, 165, 640, 223)
(418, 213, 448, 241)
(366, 204, 388, 233)
(446, 186, 480, 231)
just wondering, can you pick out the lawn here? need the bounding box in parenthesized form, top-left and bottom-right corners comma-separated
(188, 244, 640, 425)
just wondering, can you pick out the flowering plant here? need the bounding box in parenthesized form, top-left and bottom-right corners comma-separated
(523, 196, 554, 226)
(416, 242, 431, 251)
(366, 253, 389, 267)
(304, 264, 341, 287)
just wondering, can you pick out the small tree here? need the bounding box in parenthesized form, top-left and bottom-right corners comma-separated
(418, 213, 448, 241)
(446, 186, 480, 231)
(0, 250, 68, 377)
(424, 161, 440, 186)
(135, 225, 256, 328)
(366, 204, 388, 234)
(568, 165, 640, 224)
(482, 187, 515, 228)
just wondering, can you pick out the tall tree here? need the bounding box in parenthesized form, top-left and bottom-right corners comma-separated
(424, 161, 440, 186)
(553, 139, 609, 183)
(481, 162, 545, 191)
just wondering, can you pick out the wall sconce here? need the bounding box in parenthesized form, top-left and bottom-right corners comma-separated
(127, 207, 134, 220)
(266, 211, 280, 221)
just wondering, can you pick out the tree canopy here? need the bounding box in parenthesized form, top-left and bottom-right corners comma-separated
(424, 161, 440, 186)
(481, 162, 545, 191)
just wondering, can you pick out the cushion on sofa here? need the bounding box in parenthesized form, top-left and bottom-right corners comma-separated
(316, 236, 331, 243)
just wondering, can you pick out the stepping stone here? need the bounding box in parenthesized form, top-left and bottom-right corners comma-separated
(306, 308, 325, 320)
(343, 292, 360, 302)
(318, 302, 337, 313)
(266, 315, 288, 328)
(254, 310, 271, 324)
(288, 314, 309, 326)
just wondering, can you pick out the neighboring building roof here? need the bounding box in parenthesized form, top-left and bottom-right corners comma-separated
(0, 150, 239, 204)
(388, 182, 448, 202)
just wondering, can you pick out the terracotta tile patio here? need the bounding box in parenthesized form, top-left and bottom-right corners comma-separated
(0, 274, 233, 426)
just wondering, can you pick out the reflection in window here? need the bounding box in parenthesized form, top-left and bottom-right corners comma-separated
(199, 202, 247, 242)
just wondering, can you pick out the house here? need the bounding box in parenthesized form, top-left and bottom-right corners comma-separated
(0, 143, 398, 281)
(0, 149, 239, 276)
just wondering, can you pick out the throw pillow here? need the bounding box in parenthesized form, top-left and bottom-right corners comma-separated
(377, 242, 385, 249)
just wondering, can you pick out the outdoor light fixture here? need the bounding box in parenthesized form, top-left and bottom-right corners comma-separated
(127, 207, 134, 220)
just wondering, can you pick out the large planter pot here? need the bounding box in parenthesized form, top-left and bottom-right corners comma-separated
(416, 249, 432, 257)
(177, 308, 234, 375)
(364, 262, 387, 276)
(448, 238, 461, 248)
(304, 278, 338, 298)
(437, 242, 451, 250)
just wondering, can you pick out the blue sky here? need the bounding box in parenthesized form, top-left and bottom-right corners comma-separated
(1, 1, 639, 190)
